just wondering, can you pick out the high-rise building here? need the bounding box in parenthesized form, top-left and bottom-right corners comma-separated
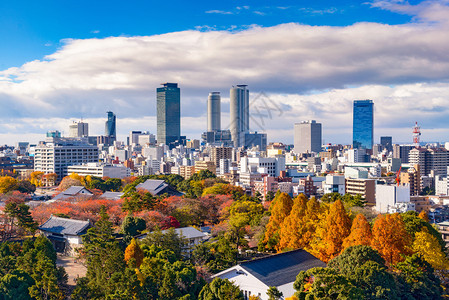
(380, 136, 393, 152)
(210, 147, 233, 167)
(393, 144, 414, 164)
(69, 121, 88, 138)
(244, 132, 268, 151)
(294, 120, 322, 154)
(34, 138, 99, 181)
(208, 92, 221, 132)
(409, 147, 448, 177)
(157, 83, 181, 145)
(353, 100, 374, 149)
(129, 131, 142, 145)
(230, 85, 249, 147)
(105, 111, 116, 139)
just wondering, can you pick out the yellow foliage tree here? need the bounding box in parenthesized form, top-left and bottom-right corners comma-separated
(413, 229, 449, 270)
(30, 171, 44, 187)
(285, 297, 298, 300)
(263, 192, 293, 251)
(371, 213, 412, 265)
(124, 238, 144, 268)
(342, 213, 372, 250)
(278, 194, 307, 251)
(307, 199, 351, 262)
(0, 176, 18, 194)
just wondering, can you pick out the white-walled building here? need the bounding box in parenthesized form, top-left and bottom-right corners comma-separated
(213, 249, 325, 300)
(240, 156, 286, 177)
(34, 138, 99, 181)
(67, 163, 131, 179)
(376, 184, 414, 213)
(323, 174, 345, 195)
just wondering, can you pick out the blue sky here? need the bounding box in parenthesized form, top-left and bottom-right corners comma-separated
(0, 0, 414, 69)
(1, 0, 449, 145)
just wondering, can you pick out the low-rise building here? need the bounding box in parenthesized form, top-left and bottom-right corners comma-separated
(67, 162, 131, 179)
(375, 184, 414, 213)
(213, 249, 326, 300)
(323, 174, 345, 195)
(39, 216, 92, 256)
(345, 178, 375, 205)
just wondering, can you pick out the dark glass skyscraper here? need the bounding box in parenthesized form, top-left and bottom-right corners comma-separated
(105, 111, 116, 139)
(353, 100, 373, 149)
(157, 83, 180, 145)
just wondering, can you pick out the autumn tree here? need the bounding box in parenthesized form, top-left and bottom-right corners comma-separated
(307, 199, 351, 262)
(57, 176, 82, 191)
(124, 238, 144, 268)
(0, 176, 18, 194)
(371, 214, 412, 265)
(278, 194, 308, 251)
(342, 214, 372, 250)
(418, 210, 430, 222)
(263, 192, 293, 251)
(29, 171, 44, 187)
(413, 229, 449, 271)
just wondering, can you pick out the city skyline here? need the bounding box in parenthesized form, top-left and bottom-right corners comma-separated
(1, 1, 449, 145)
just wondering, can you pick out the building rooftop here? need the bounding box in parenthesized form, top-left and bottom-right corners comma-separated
(215, 249, 325, 287)
(39, 216, 91, 236)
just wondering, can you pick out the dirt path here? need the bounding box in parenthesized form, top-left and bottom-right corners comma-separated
(56, 255, 87, 286)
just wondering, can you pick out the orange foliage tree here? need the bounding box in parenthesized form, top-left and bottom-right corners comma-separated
(124, 238, 144, 267)
(278, 194, 308, 252)
(342, 213, 372, 250)
(263, 192, 293, 251)
(371, 213, 412, 265)
(418, 210, 430, 222)
(307, 199, 351, 262)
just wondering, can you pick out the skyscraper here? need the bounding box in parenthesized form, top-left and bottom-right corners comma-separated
(157, 83, 181, 145)
(353, 100, 374, 149)
(105, 111, 116, 138)
(69, 121, 88, 138)
(230, 85, 249, 147)
(294, 120, 322, 154)
(207, 92, 221, 132)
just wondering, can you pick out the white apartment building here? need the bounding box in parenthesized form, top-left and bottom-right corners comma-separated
(323, 174, 345, 195)
(67, 163, 130, 179)
(34, 139, 99, 181)
(376, 184, 414, 214)
(240, 156, 286, 177)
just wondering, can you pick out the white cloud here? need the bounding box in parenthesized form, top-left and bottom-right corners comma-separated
(2, 1, 449, 144)
(205, 10, 233, 15)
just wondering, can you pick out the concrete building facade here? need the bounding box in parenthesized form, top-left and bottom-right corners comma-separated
(294, 120, 322, 154)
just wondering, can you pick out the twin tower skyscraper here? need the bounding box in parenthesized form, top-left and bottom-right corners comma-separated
(208, 85, 250, 148)
(156, 83, 251, 147)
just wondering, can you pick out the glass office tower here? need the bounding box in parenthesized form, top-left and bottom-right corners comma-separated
(353, 100, 374, 149)
(105, 111, 116, 139)
(157, 83, 181, 145)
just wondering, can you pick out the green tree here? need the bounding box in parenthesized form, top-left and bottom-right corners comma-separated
(328, 246, 399, 300)
(142, 227, 188, 261)
(394, 254, 442, 299)
(267, 286, 283, 300)
(198, 278, 244, 300)
(293, 267, 363, 299)
(80, 206, 126, 298)
(122, 215, 146, 243)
